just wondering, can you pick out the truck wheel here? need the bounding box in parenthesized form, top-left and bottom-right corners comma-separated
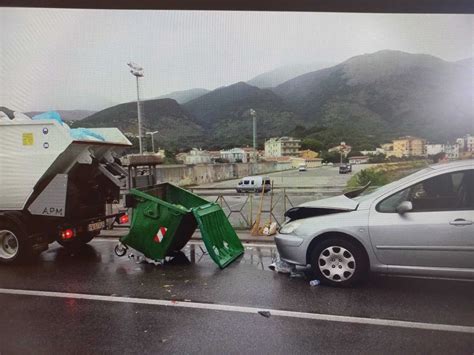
(0, 219, 31, 264)
(57, 232, 98, 249)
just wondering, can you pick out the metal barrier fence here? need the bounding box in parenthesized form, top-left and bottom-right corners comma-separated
(189, 187, 345, 229)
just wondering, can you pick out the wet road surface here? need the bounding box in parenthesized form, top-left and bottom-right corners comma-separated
(1, 239, 473, 354)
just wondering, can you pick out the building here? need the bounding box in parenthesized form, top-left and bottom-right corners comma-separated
(220, 148, 247, 163)
(184, 148, 211, 165)
(264, 137, 301, 157)
(392, 136, 426, 158)
(290, 156, 323, 168)
(426, 144, 445, 156)
(349, 156, 370, 164)
(444, 144, 460, 160)
(291, 157, 306, 168)
(381, 143, 396, 157)
(175, 152, 187, 164)
(456, 135, 474, 153)
(299, 149, 319, 159)
(242, 147, 258, 162)
(328, 142, 352, 157)
(360, 148, 385, 156)
(425, 143, 460, 160)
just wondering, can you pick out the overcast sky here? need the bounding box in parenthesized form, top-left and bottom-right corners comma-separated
(1, 9, 473, 111)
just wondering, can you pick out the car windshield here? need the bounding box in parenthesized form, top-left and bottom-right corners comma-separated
(352, 166, 435, 201)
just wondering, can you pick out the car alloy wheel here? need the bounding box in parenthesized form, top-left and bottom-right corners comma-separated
(318, 246, 356, 282)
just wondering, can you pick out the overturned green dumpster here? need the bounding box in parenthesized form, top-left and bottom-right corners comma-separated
(118, 183, 244, 268)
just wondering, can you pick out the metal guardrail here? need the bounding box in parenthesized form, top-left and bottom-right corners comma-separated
(189, 185, 380, 230)
(189, 188, 342, 229)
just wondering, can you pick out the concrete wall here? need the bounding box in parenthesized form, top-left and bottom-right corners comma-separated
(154, 162, 291, 186)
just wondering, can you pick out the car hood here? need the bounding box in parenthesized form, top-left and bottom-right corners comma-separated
(298, 195, 358, 210)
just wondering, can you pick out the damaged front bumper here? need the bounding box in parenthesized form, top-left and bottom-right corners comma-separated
(275, 233, 307, 266)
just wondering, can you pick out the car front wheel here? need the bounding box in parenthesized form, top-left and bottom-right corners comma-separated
(310, 237, 368, 287)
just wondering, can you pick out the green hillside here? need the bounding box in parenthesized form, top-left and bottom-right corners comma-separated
(76, 98, 205, 150)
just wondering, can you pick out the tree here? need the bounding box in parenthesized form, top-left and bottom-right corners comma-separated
(347, 150, 363, 158)
(368, 154, 387, 163)
(163, 149, 178, 165)
(301, 138, 324, 152)
(321, 151, 344, 164)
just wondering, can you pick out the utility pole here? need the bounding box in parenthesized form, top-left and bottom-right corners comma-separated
(127, 62, 144, 154)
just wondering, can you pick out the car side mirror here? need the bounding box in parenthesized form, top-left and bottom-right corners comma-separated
(396, 201, 413, 214)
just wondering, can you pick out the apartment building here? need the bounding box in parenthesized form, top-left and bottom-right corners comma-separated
(264, 137, 301, 157)
(392, 136, 426, 158)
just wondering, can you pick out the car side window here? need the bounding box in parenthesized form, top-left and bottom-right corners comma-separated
(377, 188, 410, 213)
(244, 180, 249, 185)
(251, 181, 254, 185)
(377, 170, 473, 213)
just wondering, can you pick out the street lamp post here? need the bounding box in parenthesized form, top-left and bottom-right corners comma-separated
(250, 109, 257, 162)
(127, 62, 144, 154)
(146, 131, 159, 153)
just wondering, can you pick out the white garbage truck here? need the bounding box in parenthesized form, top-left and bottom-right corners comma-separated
(0, 112, 132, 263)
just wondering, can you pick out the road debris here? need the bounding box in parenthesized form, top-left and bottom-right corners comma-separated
(269, 258, 295, 274)
(309, 279, 321, 286)
(258, 311, 271, 318)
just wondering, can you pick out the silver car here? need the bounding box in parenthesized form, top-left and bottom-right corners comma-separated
(275, 160, 474, 287)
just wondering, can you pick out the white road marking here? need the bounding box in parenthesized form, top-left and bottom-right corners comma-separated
(0, 288, 473, 334)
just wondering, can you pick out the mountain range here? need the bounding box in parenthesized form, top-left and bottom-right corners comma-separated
(6, 50, 473, 151)
(153, 88, 210, 104)
(77, 98, 204, 149)
(26, 110, 96, 121)
(246, 62, 333, 88)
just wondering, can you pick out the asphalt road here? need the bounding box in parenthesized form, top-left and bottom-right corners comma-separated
(1, 239, 473, 354)
(197, 164, 371, 190)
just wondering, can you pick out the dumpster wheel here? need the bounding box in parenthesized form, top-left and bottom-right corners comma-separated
(114, 243, 128, 257)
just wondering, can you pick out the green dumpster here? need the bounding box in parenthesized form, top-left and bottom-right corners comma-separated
(120, 183, 244, 268)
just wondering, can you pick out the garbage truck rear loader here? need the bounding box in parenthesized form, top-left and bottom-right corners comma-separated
(0, 116, 132, 263)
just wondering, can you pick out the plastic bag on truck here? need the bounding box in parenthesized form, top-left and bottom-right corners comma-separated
(70, 127, 105, 142)
(32, 111, 64, 125)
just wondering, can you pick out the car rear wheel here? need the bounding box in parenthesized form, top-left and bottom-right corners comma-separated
(310, 237, 368, 287)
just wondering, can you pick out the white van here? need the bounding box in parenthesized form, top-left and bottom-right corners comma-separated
(236, 176, 271, 193)
(298, 163, 307, 172)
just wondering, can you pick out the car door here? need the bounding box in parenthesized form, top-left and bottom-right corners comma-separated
(368, 169, 474, 271)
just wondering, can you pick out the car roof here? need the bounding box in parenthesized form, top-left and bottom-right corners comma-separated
(430, 159, 474, 170)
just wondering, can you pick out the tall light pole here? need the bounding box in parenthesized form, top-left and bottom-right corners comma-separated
(250, 109, 256, 162)
(146, 131, 159, 153)
(127, 62, 144, 154)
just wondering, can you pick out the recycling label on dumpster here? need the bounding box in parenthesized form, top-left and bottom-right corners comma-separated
(153, 227, 167, 243)
(22, 132, 34, 146)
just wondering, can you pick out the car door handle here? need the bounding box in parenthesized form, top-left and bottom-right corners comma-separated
(449, 219, 473, 226)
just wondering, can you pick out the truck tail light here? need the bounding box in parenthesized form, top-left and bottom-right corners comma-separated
(61, 228, 75, 240)
(118, 214, 129, 224)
